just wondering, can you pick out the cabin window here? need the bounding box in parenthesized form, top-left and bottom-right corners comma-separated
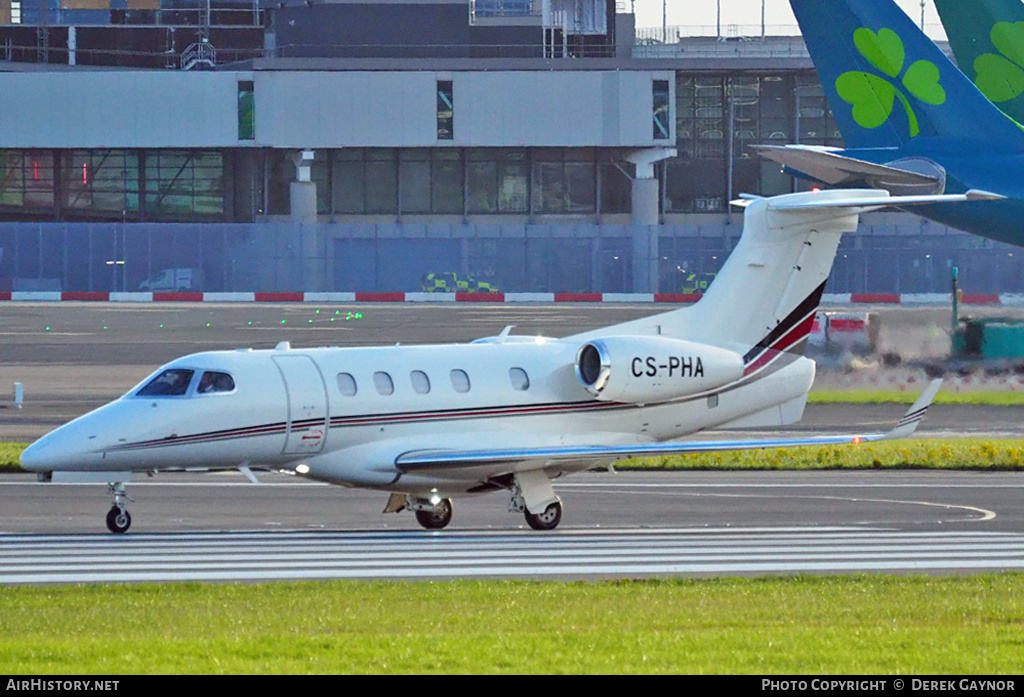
(374, 371, 395, 396)
(509, 367, 530, 391)
(450, 369, 471, 393)
(137, 368, 194, 397)
(410, 370, 431, 394)
(197, 371, 235, 394)
(337, 373, 357, 396)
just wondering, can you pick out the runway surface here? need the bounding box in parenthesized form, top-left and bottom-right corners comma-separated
(2, 471, 1023, 584)
(4, 527, 1024, 585)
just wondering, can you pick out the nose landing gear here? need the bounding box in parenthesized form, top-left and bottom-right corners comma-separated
(106, 482, 133, 534)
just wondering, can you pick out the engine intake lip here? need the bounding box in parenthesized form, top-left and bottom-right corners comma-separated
(575, 341, 611, 395)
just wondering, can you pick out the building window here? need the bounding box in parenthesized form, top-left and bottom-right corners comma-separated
(60, 150, 138, 217)
(144, 150, 224, 218)
(237, 81, 255, 141)
(373, 371, 395, 396)
(653, 79, 671, 140)
(410, 370, 431, 394)
(0, 150, 54, 210)
(450, 369, 471, 393)
(437, 80, 454, 140)
(467, 148, 528, 214)
(533, 149, 595, 214)
(398, 149, 463, 215)
(599, 159, 632, 214)
(332, 149, 398, 214)
(337, 373, 357, 396)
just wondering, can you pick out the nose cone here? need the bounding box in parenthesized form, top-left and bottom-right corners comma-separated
(19, 414, 111, 473)
(19, 437, 52, 473)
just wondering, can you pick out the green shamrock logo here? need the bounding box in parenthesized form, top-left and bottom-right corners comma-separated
(835, 27, 946, 138)
(973, 21, 1024, 102)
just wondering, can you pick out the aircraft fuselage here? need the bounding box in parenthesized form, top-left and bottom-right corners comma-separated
(20, 339, 815, 497)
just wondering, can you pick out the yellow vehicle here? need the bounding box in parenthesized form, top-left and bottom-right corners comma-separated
(421, 272, 499, 294)
(680, 271, 716, 295)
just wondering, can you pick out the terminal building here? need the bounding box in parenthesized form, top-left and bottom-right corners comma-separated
(0, 0, 1018, 296)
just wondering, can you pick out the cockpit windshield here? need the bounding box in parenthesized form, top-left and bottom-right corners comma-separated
(197, 371, 235, 394)
(136, 369, 194, 397)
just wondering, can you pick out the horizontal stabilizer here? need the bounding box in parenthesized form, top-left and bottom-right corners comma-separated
(395, 380, 942, 473)
(755, 145, 943, 190)
(765, 190, 1004, 213)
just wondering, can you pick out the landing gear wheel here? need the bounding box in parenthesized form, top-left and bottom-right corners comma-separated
(414, 499, 453, 530)
(106, 506, 131, 534)
(525, 501, 562, 531)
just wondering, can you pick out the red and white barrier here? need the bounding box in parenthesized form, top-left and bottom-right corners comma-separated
(0, 291, 1013, 305)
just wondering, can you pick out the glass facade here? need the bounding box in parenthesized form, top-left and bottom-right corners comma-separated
(0, 149, 223, 221)
(666, 71, 842, 213)
(266, 147, 630, 218)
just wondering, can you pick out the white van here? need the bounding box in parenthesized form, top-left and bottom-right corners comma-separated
(138, 268, 205, 292)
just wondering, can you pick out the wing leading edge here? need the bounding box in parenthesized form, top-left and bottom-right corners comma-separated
(395, 380, 942, 473)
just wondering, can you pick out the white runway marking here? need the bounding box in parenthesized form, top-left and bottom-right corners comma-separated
(3, 527, 1024, 585)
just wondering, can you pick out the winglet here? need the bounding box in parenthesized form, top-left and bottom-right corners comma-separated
(882, 379, 942, 440)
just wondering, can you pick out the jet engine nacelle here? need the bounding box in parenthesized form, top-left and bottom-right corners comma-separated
(574, 336, 744, 404)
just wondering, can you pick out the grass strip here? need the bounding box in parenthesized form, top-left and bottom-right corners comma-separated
(1, 575, 1022, 674)
(808, 389, 1024, 405)
(614, 438, 1024, 471)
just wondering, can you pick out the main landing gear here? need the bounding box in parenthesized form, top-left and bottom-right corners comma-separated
(106, 482, 133, 534)
(523, 501, 562, 531)
(382, 470, 564, 531)
(414, 499, 453, 530)
(384, 494, 455, 530)
(509, 470, 563, 531)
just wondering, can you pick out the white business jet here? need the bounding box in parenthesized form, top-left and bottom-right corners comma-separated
(20, 188, 988, 533)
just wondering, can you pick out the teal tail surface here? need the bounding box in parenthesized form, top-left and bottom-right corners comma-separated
(790, 0, 1024, 149)
(936, 0, 1024, 125)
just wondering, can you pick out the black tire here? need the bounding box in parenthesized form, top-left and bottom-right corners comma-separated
(414, 499, 453, 530)
(106, 506, 131, 534)
(525, 501, 562, 531)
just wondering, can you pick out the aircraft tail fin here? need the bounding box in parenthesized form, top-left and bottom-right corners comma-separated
(573, 189, 1003, 364)
(790, 0, 1024, 148)
(935, 0, 1024, 125)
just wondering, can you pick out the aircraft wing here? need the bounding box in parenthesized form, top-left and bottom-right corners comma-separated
(395, 380, 941, 473)
(754, 144, 943, 189)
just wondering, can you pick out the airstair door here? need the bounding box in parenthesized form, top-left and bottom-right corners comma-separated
(272, 355, 329, 455)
